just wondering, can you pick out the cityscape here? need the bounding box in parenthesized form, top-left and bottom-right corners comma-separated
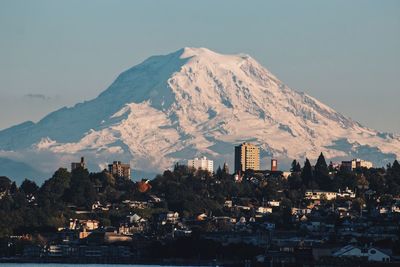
(0, 141, 400, 266)
(0, 1, 399, 267)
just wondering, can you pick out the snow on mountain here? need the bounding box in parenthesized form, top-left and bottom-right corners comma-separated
(0, 47, 399, 180)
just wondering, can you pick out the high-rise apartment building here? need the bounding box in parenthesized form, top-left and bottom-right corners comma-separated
(108, 161, 131, 179)
(188, 156, 214, 173)
(234, 143, 260, 173)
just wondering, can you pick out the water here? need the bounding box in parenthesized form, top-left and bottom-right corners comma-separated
(0, 264, 178, 267)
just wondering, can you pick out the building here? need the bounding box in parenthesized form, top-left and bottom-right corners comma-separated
(332, 245, 391, 262)
(234, 143, 260, 173)
(108, 161, 131, 179)
(305, 190, 337, 201)
(187, 156, 214, 173)
(71, 157, 86, 171)
(341, 158, 373, 171)
(271, 159, 278, 171)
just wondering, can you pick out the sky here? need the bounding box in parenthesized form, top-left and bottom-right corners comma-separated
(0, 0, 399, 133)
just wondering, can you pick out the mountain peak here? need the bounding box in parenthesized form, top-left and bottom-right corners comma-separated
(0, 48, 398, 180)
(178, 47, 252, 64)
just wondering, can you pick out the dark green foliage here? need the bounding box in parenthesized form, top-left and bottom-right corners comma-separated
(38, 168, 71, 208)
(291, 160, 301, 172)
(301, 158, 314, 188)
(20, 179, 39, 196)
(64, 167, 96, 208)
(0, 176, 11, 192)
(314, 153, 332, 190)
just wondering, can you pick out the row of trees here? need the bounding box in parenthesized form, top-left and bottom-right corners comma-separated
(288, 153, 400, 201)
(1, 155, 400, 237)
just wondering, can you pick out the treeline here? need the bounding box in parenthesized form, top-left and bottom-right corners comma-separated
(0, 155, 400, 237)
(288, 153, 400, 194)
(0, 168, 140, 237)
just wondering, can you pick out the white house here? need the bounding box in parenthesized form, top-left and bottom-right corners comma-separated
(256, 206, 273, 214)
(267, 200, 280, 207)
(332, 245, 391, 262)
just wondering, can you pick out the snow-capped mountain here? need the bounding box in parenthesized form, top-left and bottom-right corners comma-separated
(0, 47, 399, 181)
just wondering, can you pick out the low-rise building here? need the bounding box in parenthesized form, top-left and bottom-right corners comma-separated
(305, 190, 337, 201)
(341, 159, 373, 171)
(187, 156, 214, 173)
(332, 245, 391, 262)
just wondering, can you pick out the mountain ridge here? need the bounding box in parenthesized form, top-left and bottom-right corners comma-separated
(0, 47, 398, 180)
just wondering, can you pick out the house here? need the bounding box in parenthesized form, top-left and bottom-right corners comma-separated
(196, 213, 208, 221)
(268, 200, 280, 207)
(69, 219, 99, 231)
(291, 207, 311, 216)
(158, 211, 179, 224)
(256, 206, 273, 214)
(224, 200, 233, 208)
(305, 190, 337, 201)
(336, 187, 356, 199)
(119, 214, 147, 235)
(332, 245, 391, 262)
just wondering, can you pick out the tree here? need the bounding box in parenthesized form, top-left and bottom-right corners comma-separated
(314, 153, 332, 190)
(216, 166, 223, 178)
(301, 158, 313, 188)
(315, 153, 328, 175)
(38, 168, 71, 208)
(291, 160, 301, 172)
(352, 197, 365, 213)
(0, 176, 11, 192)
(379, 194, 393, 206)
(20, 179, 39, 196)
(64, 167, 96, 207)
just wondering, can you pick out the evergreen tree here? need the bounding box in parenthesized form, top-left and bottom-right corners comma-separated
(216, 166, 223, 178)
(290, 160, 302, 172)
(301, 158, 313, 188)
(314, 152, 332, 190)
(291, 160, 297, 172)
(296, 162, 301, 172)
(315, 153, 328, 174)
(20, 179, 39, 196)
(64, 167, 96, 207)
(222, 162, 229, 174)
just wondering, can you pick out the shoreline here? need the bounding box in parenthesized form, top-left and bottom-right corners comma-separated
(0, 257, 242, 266)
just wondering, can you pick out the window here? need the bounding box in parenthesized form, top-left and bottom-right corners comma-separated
(370, 249, 376, 254)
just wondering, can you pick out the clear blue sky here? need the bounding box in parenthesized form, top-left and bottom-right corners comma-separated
(0, 0, 399, 132)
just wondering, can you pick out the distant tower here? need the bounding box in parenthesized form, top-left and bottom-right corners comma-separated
(71, 157, 86, 171)
(271, 159, 278, 172)
(234, 143, 260, 173)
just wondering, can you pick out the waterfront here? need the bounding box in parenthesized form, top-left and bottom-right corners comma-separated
(0, 264, 192, 267)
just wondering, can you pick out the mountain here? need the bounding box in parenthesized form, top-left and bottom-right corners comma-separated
(0, 47, 399, 181)
(0, 158, 47, 185)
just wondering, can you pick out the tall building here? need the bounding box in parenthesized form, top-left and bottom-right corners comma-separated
(341, 159, 373, 171)
(71, 157, 86, 171)
(234, 143, 260, 173)
(271, 159, 278, 172)
(108, 161, 131, 179)
(188, 156, 214, 173)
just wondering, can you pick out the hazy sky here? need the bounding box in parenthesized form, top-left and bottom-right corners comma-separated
(0, 0, 399, 133)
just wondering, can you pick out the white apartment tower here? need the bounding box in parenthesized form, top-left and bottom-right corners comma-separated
(188, 156, 214, 173)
